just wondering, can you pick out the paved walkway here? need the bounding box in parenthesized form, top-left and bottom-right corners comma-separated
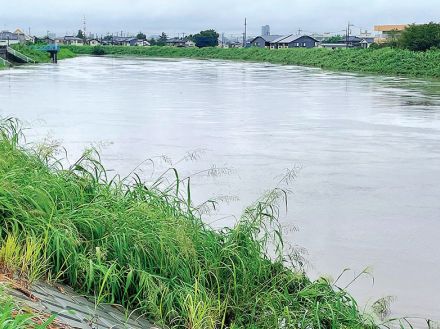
(8, 281, 156, 329)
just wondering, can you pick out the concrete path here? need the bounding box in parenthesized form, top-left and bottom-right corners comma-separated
(7, 281, 156, 329)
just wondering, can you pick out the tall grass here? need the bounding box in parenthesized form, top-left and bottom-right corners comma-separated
(67, 45, 440, 79)
(0, 118, 380, 328)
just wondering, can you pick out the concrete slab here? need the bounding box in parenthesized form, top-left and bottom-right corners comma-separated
(6, 281, 155, 329)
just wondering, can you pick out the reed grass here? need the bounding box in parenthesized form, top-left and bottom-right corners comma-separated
(0, 118, 380, 328)
(67, 45, 440, 79)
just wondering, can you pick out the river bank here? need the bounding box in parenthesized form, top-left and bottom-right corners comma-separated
(0, 118, 386, 328)
(0, 45, 76, 66)
(66, 45, 440, 79)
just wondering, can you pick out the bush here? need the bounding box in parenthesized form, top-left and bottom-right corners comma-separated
(399, 22, 440, 51)
(91, 45, 106, 56)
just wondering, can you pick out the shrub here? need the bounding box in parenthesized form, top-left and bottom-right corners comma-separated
(399, 22, 440, 51)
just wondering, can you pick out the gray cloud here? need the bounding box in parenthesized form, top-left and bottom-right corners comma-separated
(1, 0, 439, 37)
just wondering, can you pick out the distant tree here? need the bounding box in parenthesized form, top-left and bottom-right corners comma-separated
(399, 22, 440, 51)
(157, 32, 168, 46)
(136, 32, 146, 40)
(76, 30, 85, 39)
(193, 29, 219, 48)
(148, 38, 158, 46)
(103, 35, 113, 41)
(325, 35, 343, 43)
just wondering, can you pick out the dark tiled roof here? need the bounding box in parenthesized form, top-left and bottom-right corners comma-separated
(0, 31, 19, 40)
(276, 34, 319, 43)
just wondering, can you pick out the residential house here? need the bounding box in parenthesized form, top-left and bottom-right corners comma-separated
(0, 31, 20, 46)
(185, 40, 196, 47)
(13, 29, 34, 43)
(320, 36, 374, 49)
(165, 38, 186, 47)
(250, 35, 283, 48)
(62, 36, 84, 46)
(374, 24, 408, 43)
(270, 35, 318, 49)
(88, 39, 101, 46)
(112, 37, 137, 46)
(136, 39, 151, 47)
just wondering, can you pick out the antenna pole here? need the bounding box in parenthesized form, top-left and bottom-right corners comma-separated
(243, 18, 247, 47)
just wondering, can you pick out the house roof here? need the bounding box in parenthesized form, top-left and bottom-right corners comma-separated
(113, 36, 137, 42)
(270, 35, 291, 44)
(166, 38, 186, 43)
(361, 37, 375, 43)
(250, 35, 283, 43)
(270, 34, 319, 44)
(277, 34, 319, 43)
(64, 36, 83, 41)
(0, 31, 19, 40)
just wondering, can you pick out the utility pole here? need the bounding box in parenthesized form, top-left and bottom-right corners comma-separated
(83, 15, 87, 42)
(346, 22, 354, 48)
(243, 18, 247, 48)
(297, 28, 303, 35)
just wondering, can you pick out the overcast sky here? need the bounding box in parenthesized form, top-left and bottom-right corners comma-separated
(1, 0, 439, 37)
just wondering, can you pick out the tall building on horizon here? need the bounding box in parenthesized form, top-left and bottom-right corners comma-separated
(261, 25, 270, 36)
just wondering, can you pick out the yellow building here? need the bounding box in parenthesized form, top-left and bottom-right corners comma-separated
(374, 24, 408, 43)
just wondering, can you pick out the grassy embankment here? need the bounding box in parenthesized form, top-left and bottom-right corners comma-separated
(9, 44, 76, 63)
(0, 118, 385, 328)
(68, 45, 440, 79)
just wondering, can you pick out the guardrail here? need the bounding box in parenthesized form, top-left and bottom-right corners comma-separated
(38, 44, 60, 52)
(6, 46, 35, 63)
(0, 57, 11, 67)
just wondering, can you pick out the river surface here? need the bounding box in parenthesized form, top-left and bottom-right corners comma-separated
(1, 56, 440, 323)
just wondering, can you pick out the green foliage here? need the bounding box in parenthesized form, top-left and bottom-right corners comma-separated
(156, 32, 168, 46)
(76, 29, 85, 39)
(193, 29, 219, 48)
(136, 32, 146, 40)
(91, 46, 106, 56)
(399, 22, 440, 51)
(324, 35, 343, 43)
(66, 45, 440, 78)
(0, 119, 378, 328)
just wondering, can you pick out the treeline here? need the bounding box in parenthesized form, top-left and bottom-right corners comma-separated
(135, 29, 219, 47)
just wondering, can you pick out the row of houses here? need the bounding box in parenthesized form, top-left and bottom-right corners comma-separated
(0, 29, 34, 46)
(250, 34, 374, 49)
(44, 36, 196, 47)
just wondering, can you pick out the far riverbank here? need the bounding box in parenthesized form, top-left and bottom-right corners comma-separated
(66, 45, 440, 79)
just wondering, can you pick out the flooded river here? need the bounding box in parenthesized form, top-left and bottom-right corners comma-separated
(1, 56, 439, 322)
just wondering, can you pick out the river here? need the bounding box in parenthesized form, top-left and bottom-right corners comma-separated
(1, 56, 439, 322)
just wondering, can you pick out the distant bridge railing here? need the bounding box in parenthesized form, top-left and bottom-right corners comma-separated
(37, 44, 60, 52)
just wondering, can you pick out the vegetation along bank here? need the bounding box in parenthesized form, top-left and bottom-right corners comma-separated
(67, 45, 440, 79)
(10, 44, 76, 63)
(0, 118, 397, 328)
